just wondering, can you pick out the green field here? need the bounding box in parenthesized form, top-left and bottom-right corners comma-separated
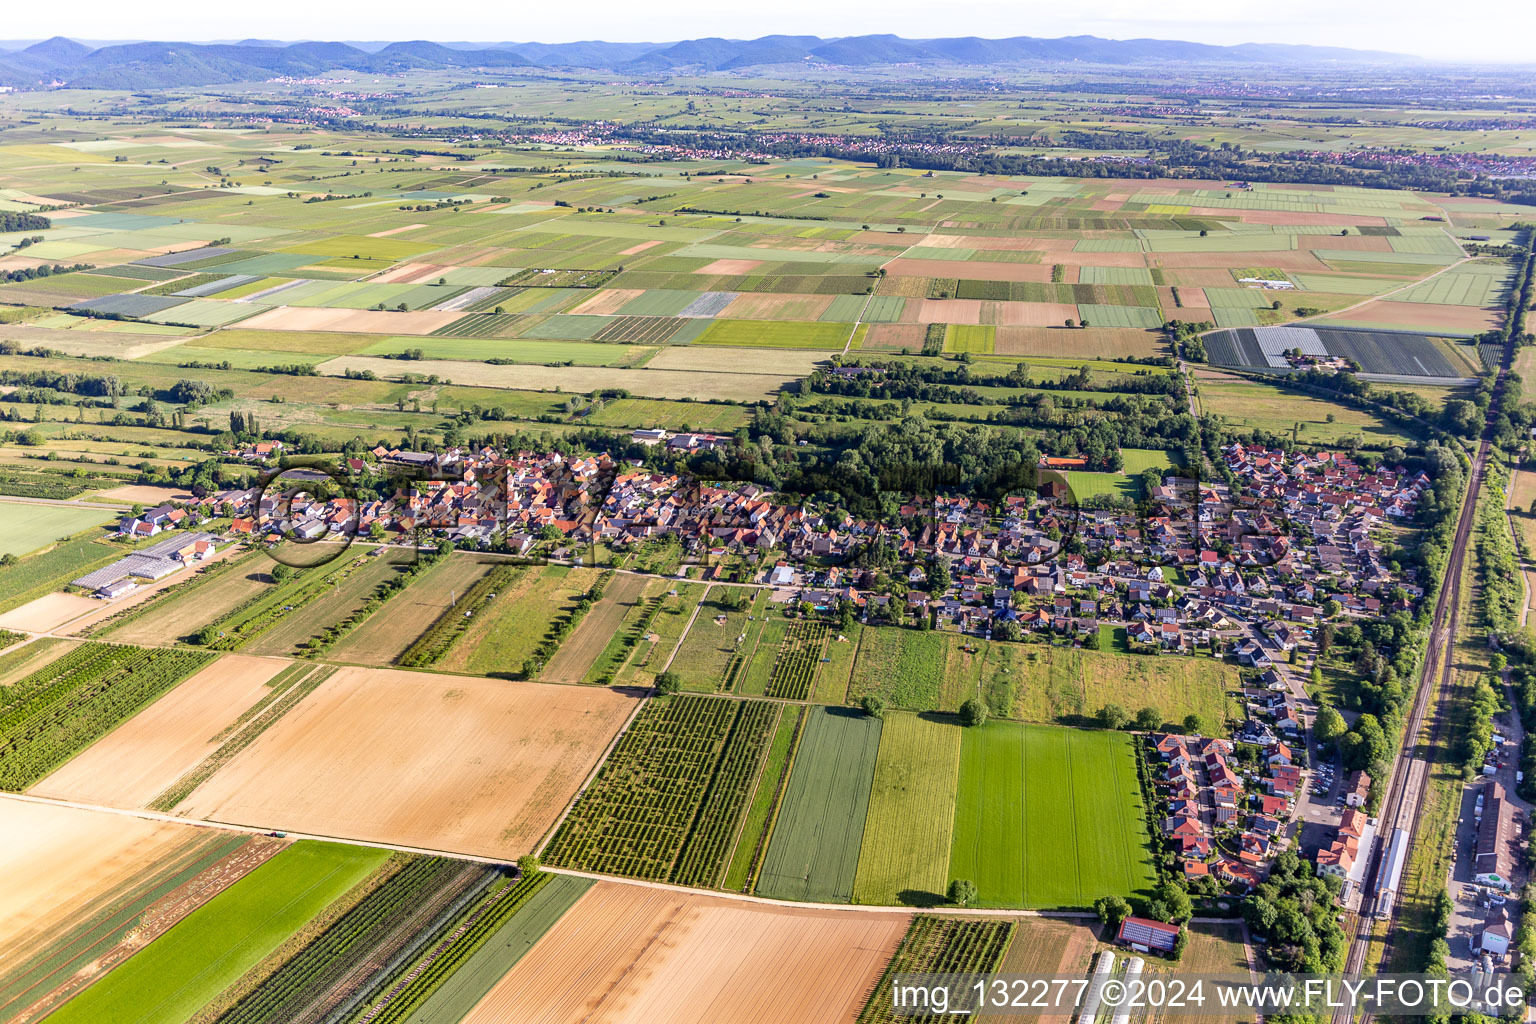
(693, 319, 850, 349)
(755, 706, 881, 903)
(46, 841, 389, 1024)
(846, 628, 947, 710)
(852, 712, 963, 906)
(0, 502, 115, 557)
(948, 722, 1156, 908)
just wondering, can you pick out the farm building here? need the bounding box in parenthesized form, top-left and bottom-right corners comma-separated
(70, 533, 220, 598)
(1482, 907, 1513, 957)
(1474, 783, 1515, 890)
(1117, 916, 1179, 953)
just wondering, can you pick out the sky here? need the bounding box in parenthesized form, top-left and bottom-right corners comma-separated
(14, 0, 1535, 63)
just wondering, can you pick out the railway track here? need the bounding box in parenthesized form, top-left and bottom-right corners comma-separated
(1330, 362, 1509, 1023)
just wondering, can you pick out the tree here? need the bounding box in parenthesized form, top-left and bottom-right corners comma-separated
(517, 853, 541, 876)
(1171, 927, 1189, 962)
(654, 670, 680, 695)
(1182, 713, 1203, 735)
(960, 698, 988, 727)
(1098, 703, 1131, 730)
(1322, 598, 1342, 619)
(1155, 882, 1193, 923)
(1095, 894, 1131, 929)
(948, 878, 978, 908)
(1135, 706, 1162, 731)
(0, 553, 15, 568)
(270, 564, 293, 584)
(861, 694, 886, 719)
(1314, 705, 1348, 750)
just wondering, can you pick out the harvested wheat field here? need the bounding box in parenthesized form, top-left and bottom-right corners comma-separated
(0, 593, 101, 633)
(370, 261, 451, 283)
(720, 292, 834, 320)
(89, 485, 196, 505)
(539, 573, 649, 684)
(29, 654, 289, 808)
(995, 326, 1165, 358)
(569, 289, 644, 315)
(643, 346, 827, 376)
(1319, 299, 1502, 333)
(860, 323, 927, 351)
(910, 298, 984, 324)
(174, 666, 640, 857)
(0, 799, 201, 969)
(240, 306, 461, 334)
(461, 881, 907, 1024)
(696, 258, 762, 275)
(994, 301, 1078, 327)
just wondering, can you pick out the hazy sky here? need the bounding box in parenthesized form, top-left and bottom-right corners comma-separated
(16, 0, 1534, 62)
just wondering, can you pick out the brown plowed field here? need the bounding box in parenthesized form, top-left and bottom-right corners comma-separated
(860, 324, 927, 351)
(461, 881, 908, 1024)
(720, 292, 835, 320)
(173, 666, 640, 858)
(28, 654, 288, 808)
(0, 800, 202, 969)
(0, 593, 101, 633)
(539, 573, 650, 684)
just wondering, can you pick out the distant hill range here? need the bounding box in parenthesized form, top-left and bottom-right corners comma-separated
(0, 34, 1416, 90)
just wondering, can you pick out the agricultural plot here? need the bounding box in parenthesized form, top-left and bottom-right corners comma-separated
(328, 552, 499, 666)
(45, 841, 390, 1024)
(614, 581, 706, 687)
(242, 549, 414, 657)
(28, 653, 288, 808)
(756, 706, 882, 903)
(857, 916, 1015, 1024)
(948, 723, 1157, 908)
(212, 854, 497, 1024)
(764, 618, 830, 700)
(539, 571, 650, 684)
(852, 712, 963, 906)
(357, 870, 592, 1024)
(174, 667, 638, 858)
(667, 585, 760, 691)
(0, 799, 207, 990)
(0, 502, 115, 558)
(461, 881, 907, 1024)
(0, 641, 215, 791)
(442, 564, 603, 677)
(846, 627, 948, 711)
(545, 694, 777, 885)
